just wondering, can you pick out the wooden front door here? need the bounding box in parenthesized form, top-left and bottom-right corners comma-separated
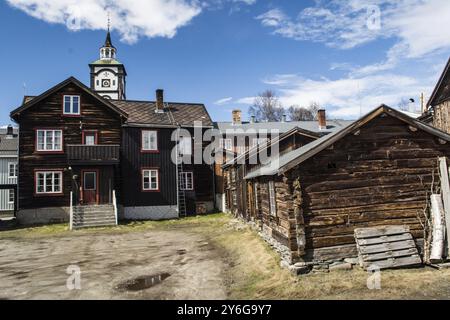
(82, 170, 98, 205)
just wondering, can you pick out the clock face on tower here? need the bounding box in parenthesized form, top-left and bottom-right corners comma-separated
(102, 79, 111, 88)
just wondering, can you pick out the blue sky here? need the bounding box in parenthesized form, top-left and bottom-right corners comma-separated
(1, 0, 450, 125)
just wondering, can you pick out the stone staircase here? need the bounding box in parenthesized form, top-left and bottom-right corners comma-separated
(72, 204, 117, 229)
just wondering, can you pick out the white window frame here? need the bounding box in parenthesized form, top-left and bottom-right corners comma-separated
(179, 136, 192, 155)
(179, 172, 194, 191)
(35, 171, 63, 195)
(8, 189, 14, 204)
(63, 95, 80, 115)
(220, 138, 233, 151)
(252, 138, 268, 148)
(142, 169, 159, 191)
(268, 181, 277, 216)
(36, 130, 63, 152)
(8, 162, 17, 179)
(142, 130, 158, 151)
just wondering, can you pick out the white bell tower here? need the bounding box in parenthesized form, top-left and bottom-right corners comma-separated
(89, 20, 126, 100)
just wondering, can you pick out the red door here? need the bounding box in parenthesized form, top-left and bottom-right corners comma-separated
(82, 171, 98, 205)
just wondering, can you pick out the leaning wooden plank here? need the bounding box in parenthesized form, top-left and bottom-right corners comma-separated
(438, 157, 450, 258)
(362, 248, 418, 262)
(359, 240, 417, 255)
(357, 233, 412, 246)
(430, 194, 445, 263)
(354, 225, 409, 239)
(362, 255, 422, 270)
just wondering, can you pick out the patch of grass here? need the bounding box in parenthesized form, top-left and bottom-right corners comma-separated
(195, 215, 450, 300)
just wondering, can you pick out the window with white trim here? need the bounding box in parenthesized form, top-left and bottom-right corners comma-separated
(36, 130, 62, 152)
(8, 162, 17, 179)
(179, 136, 192, 155)
(8, 189, 14, 204)
(63, 95, 80, 115)
(220, 138, 233, 151)
(35, 171, 63, 194)
(251, 138, 268, 148)
(142, 130, 158, 151)
(179, 172, 194, 190)
(268, 181, 277, 216)
(142, 169, 159, 191)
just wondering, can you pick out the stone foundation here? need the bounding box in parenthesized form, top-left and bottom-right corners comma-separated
(17, 207, 70, 226)
(121, 205, 179, 220)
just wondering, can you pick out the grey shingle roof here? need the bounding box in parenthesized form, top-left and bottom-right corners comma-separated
(215, 119, 353, 135)
(111, 100, 213, 127)
(0, 133, 18, 156)
(244, 105, 450, 179)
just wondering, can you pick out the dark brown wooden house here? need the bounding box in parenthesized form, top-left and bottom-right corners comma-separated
(226, 105, 450, 265)
(9, 31, 214, 227)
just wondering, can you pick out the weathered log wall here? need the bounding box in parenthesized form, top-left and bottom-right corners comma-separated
(433, 101, 450, 134)
(290, 115, 450, 259)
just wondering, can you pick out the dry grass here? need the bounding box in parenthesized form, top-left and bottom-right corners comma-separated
(202, 216, 450, 300)
(2, 213, 450, 299)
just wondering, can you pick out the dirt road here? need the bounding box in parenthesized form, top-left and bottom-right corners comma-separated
(0, 229, 227, 299)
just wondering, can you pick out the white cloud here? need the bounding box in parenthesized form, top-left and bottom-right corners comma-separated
(6, 0, 203, 43)
(214, 97, 233, 105)
(256, 0, 450, 59)
(236, 69, 440, 119)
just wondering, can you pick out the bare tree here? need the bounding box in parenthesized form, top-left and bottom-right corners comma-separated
(288, 105, 314, 121)
(308, 102, 320, 120)
(288, 102, 321, 121)
(248, 90, 285, 122)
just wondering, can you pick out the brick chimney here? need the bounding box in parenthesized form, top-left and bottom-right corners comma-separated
(156, 89, 164, 112)
(232, 109, 242, 125)
(318, 109, 326, 130)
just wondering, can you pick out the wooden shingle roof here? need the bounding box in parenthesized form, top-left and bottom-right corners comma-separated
(112, 100, 213, 127)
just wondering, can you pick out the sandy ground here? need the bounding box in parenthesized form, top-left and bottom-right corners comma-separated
(0, 229, 227, 300)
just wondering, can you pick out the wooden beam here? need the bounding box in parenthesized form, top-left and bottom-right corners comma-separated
(438, 157, 450, 258)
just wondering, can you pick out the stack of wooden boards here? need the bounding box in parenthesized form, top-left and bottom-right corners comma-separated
(354, 225, 422, 270)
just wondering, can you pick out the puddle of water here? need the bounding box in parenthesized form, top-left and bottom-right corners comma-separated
(116, 273, 171, 292)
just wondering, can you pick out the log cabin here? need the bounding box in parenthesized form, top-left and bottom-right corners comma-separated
(215, 109, 352, 212)
(9, 31, 214, 227)
(225, 105, 450, 265)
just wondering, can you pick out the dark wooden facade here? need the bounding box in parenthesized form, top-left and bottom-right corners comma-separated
(120, 126, 177, 208)
(14, 82, 123, 210)
(225, 108, 450, 263)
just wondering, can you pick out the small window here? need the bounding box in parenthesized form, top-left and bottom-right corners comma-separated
(35, 171, 63, 195)
(179, 172, 194, 191)
(220, 138, 233, 151)
(96, 80, 100, 86)
(83, 131, 97, 145)
(179, 137, 192, 155)
(36, 130, 62, 152)
(112, 80, 116, 86)
(142, 169, 159, 191)
(268, 181, 277, 216)
(63, 95, 80, 115)
(8, 163, 17, 179)
(8, 189, 14, 204)
(142, 130, 158, 152)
